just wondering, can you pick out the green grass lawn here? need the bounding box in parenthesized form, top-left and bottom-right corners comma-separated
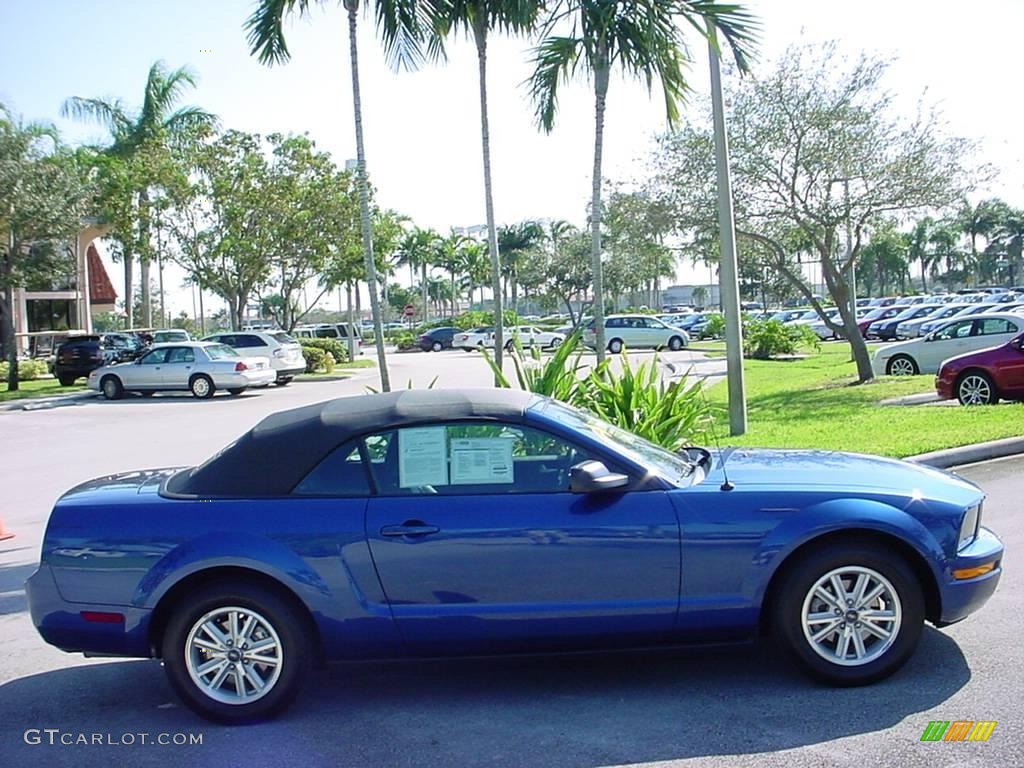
(705, 345, 1024, 457)
(297, 358, 376, 378)
(0, 379, 87, 403)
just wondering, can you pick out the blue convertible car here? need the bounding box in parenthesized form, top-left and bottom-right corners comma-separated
(27, 389, 1003, 722)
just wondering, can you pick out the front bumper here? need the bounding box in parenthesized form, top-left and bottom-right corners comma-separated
(937, 526, 1004, 625)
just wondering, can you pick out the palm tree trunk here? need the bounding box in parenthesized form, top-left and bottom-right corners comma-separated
(123, 253, 134, 330)
(421, 262, 428, 323)
(345, 0, 390, 391)
(590, 54, 610, 363)
(473, 20, 504, 379)
(139, 187, 153, 328)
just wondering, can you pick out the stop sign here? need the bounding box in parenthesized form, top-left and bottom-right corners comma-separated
(403, 303, 416, 317)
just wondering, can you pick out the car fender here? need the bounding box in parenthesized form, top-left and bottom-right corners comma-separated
(133, 531, 333, 611)
(746, 497, 946, 607)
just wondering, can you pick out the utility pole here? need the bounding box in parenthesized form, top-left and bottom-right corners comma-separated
(707, 27, 747, 436)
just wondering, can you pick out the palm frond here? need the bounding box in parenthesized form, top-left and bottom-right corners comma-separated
(677, 0, 760, 74)
(60, 96, 132, 137)
(375, 0, 435, 71)
(245, 0, 315, 66)
(527, 35, 581, 132)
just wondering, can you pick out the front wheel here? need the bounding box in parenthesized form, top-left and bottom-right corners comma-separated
(773, 542, 924, 686)
(100, 375, 123, 400)
(957, 371, 997, 405)
(668, 335, 684, 351)
(161, 583, 311, 724)
(431, 341, 443, 352)
(608, 338, 624, 355)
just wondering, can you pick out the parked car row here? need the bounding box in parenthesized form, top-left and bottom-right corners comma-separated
(450, 326, 566, 352)
(52, 329, 192, 386)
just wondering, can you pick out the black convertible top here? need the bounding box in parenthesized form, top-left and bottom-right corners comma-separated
(165, 388, 537, 498)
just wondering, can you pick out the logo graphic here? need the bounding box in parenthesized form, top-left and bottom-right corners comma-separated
(920, 720, 997, 742)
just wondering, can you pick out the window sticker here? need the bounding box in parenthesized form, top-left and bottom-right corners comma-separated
(450, 437, 514, 485)
(398, 427, 449, 487)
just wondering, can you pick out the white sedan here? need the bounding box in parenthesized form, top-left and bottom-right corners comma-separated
(453, 327, 494, 351)
(88, 342, 276, 399)
(506, 326, 566, 350)
(872, 312, 1024, 376)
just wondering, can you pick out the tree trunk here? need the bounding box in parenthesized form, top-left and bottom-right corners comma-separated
(590, 54, 610, 363)
(123, 252, 134, 330)
(421, 262, 428, 323)
(139, 188, 153, 328)
(2, 277, 18, 391)
(346, 0, 390, 391)
(346, 280, 356, 362)
(821, 247, 873, 382)
(473, 20, 504, 379)
(919, 258, 928, 293)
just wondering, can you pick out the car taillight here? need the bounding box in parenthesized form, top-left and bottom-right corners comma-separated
(235, 362, 247, 371)
(273, 349, 285, 358)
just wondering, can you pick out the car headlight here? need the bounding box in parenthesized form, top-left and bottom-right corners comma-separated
(959, 502, 982, 550)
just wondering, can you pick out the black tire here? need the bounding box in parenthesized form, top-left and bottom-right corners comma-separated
(550, 337, 563, 348)
(190, 374, 215, 399)
(140, 391, 155, 398)
(274, 377, 292, 387)
(668, 335, 684, 351)
(505, 340, 515, 352)
(431, 341, 443, 352)
(100, 375, 123, 400)
(57, 375, 76, 387)
(227, 388, 246, 396)
(772, 541, 924, 686)
(608, 338, 624, 354)
(956, 370, 998, 406)
(161, 582, 312, 724)
(885, 354, 919, 376)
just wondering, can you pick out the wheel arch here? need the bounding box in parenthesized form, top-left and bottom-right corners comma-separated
(757, 528, 942, 636)
(147, 565, 324, 664)
(955, 367, 998, 397)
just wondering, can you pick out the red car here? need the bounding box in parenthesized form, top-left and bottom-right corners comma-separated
(935, 331, 1024, 405)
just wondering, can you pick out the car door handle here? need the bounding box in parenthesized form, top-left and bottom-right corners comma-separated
(380, 522, 440, 537)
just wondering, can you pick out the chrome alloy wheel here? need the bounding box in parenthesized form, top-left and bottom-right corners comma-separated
(888, 357, 916, 376)
(959, 374, 992, 405)
(185, 606, 283, 705)
(800, 566, 902, 667)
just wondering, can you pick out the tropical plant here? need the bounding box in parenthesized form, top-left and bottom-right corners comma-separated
(246, 0, 428, 392)
(62, 61, 217, 327)
(481, 329, 589, 402)
(528, 0, 757, 364)
(743, 318, 819, 360)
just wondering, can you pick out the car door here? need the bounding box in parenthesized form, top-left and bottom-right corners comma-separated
(919, 319, 976, 370)
(130, 348, 170, 388)
(363, 422, 680, 655)
(161, 346, 196, 387)
(1000, 335, 1024, 396)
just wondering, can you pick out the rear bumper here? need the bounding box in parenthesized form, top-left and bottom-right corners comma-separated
(936, 526, 1004, 625)
(274, 364, 306, 380)
(26, 564, 151, 657)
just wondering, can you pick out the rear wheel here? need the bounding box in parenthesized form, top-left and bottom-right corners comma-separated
(608, 338, 624, 354)
(957, 371, 997, 405)
(161, 582, 311, 724)
(227, 388, 246, 396)
(550, 337, 563, 348)
(57, 375, 76, 387)
(140, 391, 155, 398)
(274, 377, 292, 387)
(772, 542, 924, 686)
(886, 355, 918, 376)
(431, 341, 442, 352)
(190, 374, 215, 399)
(668, 335, 684, 351)
(100, 375, 123, 400)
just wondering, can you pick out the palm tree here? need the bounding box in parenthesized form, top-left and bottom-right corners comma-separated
(246, 1, 428, 392)
(905, 218, 935, 292)
(396, 226, 441, 321)
(528, 0, 756, 362)
(498, 220, 544, 314)
(958, 199, 1009, 286)
(434, 231, 470, 316)
(428, 1, 543, 372)
(63, 61, 216, 328)
(993, 209, 1024, 287)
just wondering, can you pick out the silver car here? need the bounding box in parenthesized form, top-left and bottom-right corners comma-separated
(87, 342, 276, 399)
(203, 331, 306, 385)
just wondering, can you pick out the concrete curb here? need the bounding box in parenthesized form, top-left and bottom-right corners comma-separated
(0, 390, 99, 413)
(908, 435, 1024, 469)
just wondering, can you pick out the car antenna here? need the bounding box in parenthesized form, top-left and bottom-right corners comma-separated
(693, 360, 735, 491)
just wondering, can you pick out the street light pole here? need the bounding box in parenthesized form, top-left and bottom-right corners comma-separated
(707, 27, 747, 436)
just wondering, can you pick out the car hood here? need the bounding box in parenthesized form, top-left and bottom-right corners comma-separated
(707, 448, 980, 504)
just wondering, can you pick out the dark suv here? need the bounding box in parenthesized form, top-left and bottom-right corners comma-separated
(53, 334, 143, 385)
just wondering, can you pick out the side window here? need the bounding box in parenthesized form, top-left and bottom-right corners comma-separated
(293, 443, 370, 496)
(218, 335, 236, 347)
(239, 334, 266, 348)
(977, 318, 1018, 336)
(363, 423, 600, 496)
(166, 347, 195, 364)
(140, 349, 169, 364)
(934, 321, 973, 341)
(606, 318, 623, 328)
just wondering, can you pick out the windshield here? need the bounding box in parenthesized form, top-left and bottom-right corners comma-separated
(535, 399, 696, 484)
(205, 344, 239, 360)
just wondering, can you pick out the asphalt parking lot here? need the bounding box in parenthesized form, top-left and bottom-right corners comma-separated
(0, 350, 1019, 768)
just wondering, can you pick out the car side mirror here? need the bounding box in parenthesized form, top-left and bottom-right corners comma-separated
(570, 460, 629, 493)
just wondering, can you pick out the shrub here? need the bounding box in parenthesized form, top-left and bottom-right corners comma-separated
(743, 319, 820, 359)
(393, 332, 417, 351)
(0, 359, 49, 382)
(300, 338, 349, 362)
(701, 314, 726, 339)
(301, 345, 326, 373)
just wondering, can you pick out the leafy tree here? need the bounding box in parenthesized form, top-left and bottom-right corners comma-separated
(0, 107, 93, 390)
(528, 0, 757, 361)
(858, 221, 909, 296)
(535, 221, 592, 324)
(991, 208, 1024, 286)
(655, 43, 982, 382)
(247, 0, 429, 392)
(497, 220, 544, 313)
(957, 199, 1008, 286)
(63, 61, 216, 328)
(433, 231, 472, 316)
(603, 187, 676, 308)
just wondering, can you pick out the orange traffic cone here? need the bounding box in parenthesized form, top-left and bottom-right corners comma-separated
(0, 515, 13, 541)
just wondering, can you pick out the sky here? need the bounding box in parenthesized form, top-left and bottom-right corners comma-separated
(2, 0, 1023, 318)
